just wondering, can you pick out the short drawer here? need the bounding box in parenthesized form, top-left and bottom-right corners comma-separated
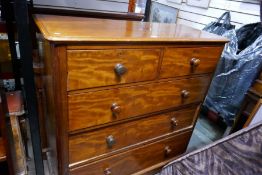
(70, 130, 192, 175)
(160, 47, 223, 78)
(69, 106, 198, 164)
(67, 49, 160, 90)
(68, 76, 210, 131)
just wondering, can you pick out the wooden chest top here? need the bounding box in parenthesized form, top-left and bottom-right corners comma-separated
(33, 14, 228, 175)
(34, 14, 228, 43)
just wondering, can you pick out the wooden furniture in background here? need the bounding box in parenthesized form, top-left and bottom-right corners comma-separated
(0, 138, 6, 162)
(244, 99, 262, 127)
(33, 8, 144, 21)
(231, 72, 262, 132)
(0, 90, 10, 175)
(0, 90, 28, 175)
(128, 0, 136, 12)
(33, 0, 144, 22)
(34, 15, 227, 175)
(6, 91, 27, 175)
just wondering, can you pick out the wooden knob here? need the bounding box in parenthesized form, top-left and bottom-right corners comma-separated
(111, 103, 121, 115)
(114, 63, 127, 76)
(164, 146, 172, 156)
(104, 168, 112, 175)
(171, 117, 178, 127)
(181, 90, 190, 98)
(106, 135, 116, 148)
(190, 58, 200, 67)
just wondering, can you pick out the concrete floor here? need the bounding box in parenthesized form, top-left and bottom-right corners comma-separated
(187, 114, 226, 152)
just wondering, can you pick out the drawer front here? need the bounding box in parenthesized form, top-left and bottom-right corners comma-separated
(70, 131, 192, 175)
(160, 47, 223, 78)
(67, 49, 160, 90)
(69, 106, 198, 164)
(68, 76, 210, 131)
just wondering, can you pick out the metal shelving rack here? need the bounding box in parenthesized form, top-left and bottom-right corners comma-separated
(1, 0, 45, 174)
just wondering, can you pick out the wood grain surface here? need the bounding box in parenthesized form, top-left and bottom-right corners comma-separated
(251, 80, 262, 94)
(33, 14, 228, 175)
(67, 49, 160, 90)
(42, 42, 69, 175)
(68, 76, 210, 131)
(70, 130, 192, 174)
(0, 137, 6, 162)
(34, 15, 228, 43)
(160, 47, 224, 78)
(9, 115, 27, 174)
(69, 106, 198, 164)
(0, 90, 14, 174)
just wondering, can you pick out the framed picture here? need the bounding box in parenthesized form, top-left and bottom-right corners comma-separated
(149, 2, 178, 23)
(186, 0, 211, 9)
(166, 0, 182, 4)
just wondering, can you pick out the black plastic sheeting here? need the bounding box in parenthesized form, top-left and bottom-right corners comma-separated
(203, 23, 262, 125)
(203, 12, 235, 36)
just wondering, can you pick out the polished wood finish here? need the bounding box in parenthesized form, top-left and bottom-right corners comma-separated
(67, 49, 160, 90)
(160, 47, 224, 78)
(68, 76, 210, 131)
(34, 15, 226, 175)
(69, 106, 198, 164)
(34, 15, 228, 43)
(41, 41, 69, 175)
(70, 130, 192, 175)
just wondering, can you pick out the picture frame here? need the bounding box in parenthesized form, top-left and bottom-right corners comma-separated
(186, 0, 211, 9)
(149, 2, 179, 23)
(166, 0, 182, 4)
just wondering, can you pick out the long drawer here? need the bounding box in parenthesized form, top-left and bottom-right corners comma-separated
(160, 47, 223, 78)
(69, 106, 198, 164)
(70, 130, 192, 175)
(67, 49, 160, 90)
(68, 76, 210, 131)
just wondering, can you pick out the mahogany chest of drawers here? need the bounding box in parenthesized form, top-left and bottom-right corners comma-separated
(34, 15, 227, 175)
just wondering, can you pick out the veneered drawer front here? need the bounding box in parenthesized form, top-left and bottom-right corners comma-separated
(70, 130, 192, 175)
(69, 106, 198, 164)
(67, 49, 160, 90)
(160, 47, 223, 78)
(68, 76, 210, 131)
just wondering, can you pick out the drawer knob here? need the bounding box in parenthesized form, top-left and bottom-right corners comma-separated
(106, 135, 116, 148)
(164, 146, 172, 156)
(190, 58, 200, 67)
(181, 90, 190, 98)
(111, 103, 121, 116)
(114, 63, 127, 76)
(104, 168, 112, 175)
(171, 117, 178, 127)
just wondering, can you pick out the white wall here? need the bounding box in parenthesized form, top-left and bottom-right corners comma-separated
(249, 104, 262, 126)
(153, 0, 261, 30)
(33, 0, 129, 13)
